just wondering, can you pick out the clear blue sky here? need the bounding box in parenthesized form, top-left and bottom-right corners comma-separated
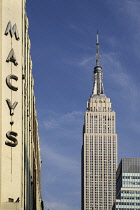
(26, 0, 140, 209)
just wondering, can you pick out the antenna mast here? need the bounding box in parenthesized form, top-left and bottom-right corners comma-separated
(96, 30, 100, 66)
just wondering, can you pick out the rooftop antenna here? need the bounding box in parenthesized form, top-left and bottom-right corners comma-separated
(96, 30, 100, 66)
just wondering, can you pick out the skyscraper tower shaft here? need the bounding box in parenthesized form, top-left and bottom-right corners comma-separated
(81, 33, 118, 210)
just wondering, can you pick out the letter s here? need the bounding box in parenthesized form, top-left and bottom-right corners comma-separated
(5, 131, 18, 147)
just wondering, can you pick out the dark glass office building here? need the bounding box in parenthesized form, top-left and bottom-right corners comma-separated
(113, 158, 140, 210)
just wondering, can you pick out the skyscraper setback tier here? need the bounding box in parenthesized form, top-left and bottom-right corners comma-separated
(81, 33, 118, 210)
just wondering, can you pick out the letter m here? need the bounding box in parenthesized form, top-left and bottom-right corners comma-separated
(5, 21, 20, 40)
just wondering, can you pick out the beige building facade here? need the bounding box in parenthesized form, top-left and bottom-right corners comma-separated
(0, 0, 43, 209)
(81, 33, 118, 210)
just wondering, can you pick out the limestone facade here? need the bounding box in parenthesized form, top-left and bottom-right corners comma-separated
(0, 0, 42, 209)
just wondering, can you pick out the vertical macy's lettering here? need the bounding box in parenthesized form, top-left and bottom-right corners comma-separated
(5, 21, 20, 147)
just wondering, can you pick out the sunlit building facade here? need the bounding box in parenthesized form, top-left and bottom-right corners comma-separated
(0, 0, 43, 209)
(81, 33, 118, 210)
(112, 158, 140, 210)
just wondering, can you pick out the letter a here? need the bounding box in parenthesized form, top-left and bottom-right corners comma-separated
(6, 49, 18, 66)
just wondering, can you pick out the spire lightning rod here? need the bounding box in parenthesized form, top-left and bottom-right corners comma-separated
(96, 30, 100, 66)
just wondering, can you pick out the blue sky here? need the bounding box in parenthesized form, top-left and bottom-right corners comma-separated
(26, 0, 140, 209)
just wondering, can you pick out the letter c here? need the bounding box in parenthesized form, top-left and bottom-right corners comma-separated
(6, 74, 18, 91)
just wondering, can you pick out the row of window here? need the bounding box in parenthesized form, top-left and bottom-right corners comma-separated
(121, 190, 140, 194)
(86, 113, 114, 119)
(123, 176, 140, 179)
(123, 181, 140, 185)
(121, 197, 140, 200)
(116, 202, 140, 205)
(85, 135, 116, 140)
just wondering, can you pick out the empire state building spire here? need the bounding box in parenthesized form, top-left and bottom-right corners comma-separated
(92, 31, 104, 96)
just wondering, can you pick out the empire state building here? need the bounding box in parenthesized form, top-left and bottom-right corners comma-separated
(81, 33, 118, 210)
